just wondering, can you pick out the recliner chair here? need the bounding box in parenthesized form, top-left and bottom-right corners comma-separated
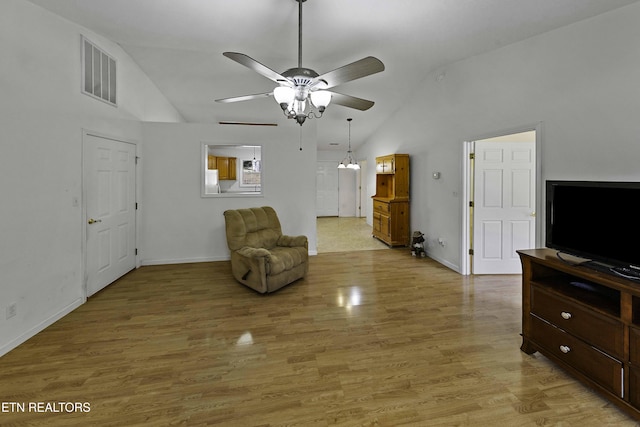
(223, 206, 308, 293)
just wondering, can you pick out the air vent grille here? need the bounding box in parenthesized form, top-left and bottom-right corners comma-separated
(82, 36, 116, 106)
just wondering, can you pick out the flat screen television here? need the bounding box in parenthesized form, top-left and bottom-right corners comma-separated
(546, 180, 640, 273)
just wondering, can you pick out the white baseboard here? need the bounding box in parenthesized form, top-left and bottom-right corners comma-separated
(0, 297, 85, 357)
(141, 252, 319, 266)
(140, 256, 230, 266)
(426, 253, 461, 274)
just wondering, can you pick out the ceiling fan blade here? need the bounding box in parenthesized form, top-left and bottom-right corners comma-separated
(223, 52, 289, 84)
(314, 57, 385, 89)
(215, 92, 273, 103)
(327, 91, 375, 111)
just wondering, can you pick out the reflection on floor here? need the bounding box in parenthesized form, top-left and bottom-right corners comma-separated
(316, 216, 390, 253)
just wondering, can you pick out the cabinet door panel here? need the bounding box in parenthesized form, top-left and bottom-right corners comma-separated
(218, 157, 229, 179)
(228, 157, 236, 180)
(380, 214, 390, 238)
(630, 365, 640, 407)
(373, 212, 382, 233)
(208, 155, 217, 170)
(631, 327, 640, 365)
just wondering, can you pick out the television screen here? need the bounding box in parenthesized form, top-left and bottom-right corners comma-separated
(546, 180, 640, 268)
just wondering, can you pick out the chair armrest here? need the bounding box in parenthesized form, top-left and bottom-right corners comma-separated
(277, 235, 308, 248)
(236, 246, 272, 259)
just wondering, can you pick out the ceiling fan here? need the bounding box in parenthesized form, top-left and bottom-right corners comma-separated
(215, 0, 385, 126)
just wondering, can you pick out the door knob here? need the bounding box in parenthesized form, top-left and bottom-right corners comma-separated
(530, 211, 536, 217)
(88, 218, 102, 224)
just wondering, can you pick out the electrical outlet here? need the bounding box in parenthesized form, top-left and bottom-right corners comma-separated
(6, 302, 17, 319)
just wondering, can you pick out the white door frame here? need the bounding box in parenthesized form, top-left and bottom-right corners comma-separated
(461, 122, 544, 275)
(81, 129, 139, 298)
(358, 159, 368, 218)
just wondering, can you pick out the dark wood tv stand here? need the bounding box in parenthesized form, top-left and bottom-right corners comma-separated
(519, 249, 640, 420)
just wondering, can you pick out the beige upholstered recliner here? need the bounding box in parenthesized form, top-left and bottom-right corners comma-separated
(223, 206, 308, 293)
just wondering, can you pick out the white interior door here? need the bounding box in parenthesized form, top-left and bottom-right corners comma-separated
(84, 132, 136, 296)
(473, 140, 536, 274)
(338, 168, 357, 217)
(316, 161, 339, 217)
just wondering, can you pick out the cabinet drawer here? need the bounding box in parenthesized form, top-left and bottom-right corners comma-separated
(530, 315, 622, 397)
(373, 200, 390, 213)
(530, 284, 623, 358)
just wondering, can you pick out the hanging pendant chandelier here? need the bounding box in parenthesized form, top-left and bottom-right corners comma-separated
(338, 118, 360, 170)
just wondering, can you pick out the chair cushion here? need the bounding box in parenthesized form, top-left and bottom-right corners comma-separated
(267, 246, 307, 275)
(224, 207, 282, 250)
(245, 228, 280, 249)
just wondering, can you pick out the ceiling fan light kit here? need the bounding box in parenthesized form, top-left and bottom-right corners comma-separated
(215, 0, 384, 126)
(273, 86, 332, 125)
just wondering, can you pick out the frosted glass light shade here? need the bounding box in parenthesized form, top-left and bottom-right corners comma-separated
(310, 90, 331, 108)
(273, 86, 295, 105)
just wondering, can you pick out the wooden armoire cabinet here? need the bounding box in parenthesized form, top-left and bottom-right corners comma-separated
(372, 154, 410, 246)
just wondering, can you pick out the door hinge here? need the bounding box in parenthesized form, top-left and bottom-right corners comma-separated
(469, 153, 475, 160)
(469, 201, 474, 207)
(135, 156, 140, 164)
(469, 249, 474, 255)
(135, 202, 138, 210)
(135, 248, 138, 255)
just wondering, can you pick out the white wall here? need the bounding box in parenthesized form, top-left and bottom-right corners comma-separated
(0, 0, 183, 356)
(358, 2, 640, 272)
(139, 122, 318, 265)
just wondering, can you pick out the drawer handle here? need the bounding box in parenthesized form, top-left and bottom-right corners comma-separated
(559, 345, 571, 354)
(560, 311, 572, 320)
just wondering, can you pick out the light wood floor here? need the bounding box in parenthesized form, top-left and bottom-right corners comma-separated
(1, 251, 637, 426)
(316, 217, 389, 253)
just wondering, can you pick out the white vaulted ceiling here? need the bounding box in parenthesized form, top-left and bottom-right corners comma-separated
(26, 0, 640, 150)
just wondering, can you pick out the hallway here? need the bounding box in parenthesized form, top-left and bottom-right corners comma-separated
(316, 217, 390, 253)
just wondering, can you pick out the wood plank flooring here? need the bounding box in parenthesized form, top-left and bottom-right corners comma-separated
(0, 250, 637, 426)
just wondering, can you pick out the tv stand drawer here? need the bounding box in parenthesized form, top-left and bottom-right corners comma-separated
(530, 315, 622, 397)
(530, 284, 624, 358)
